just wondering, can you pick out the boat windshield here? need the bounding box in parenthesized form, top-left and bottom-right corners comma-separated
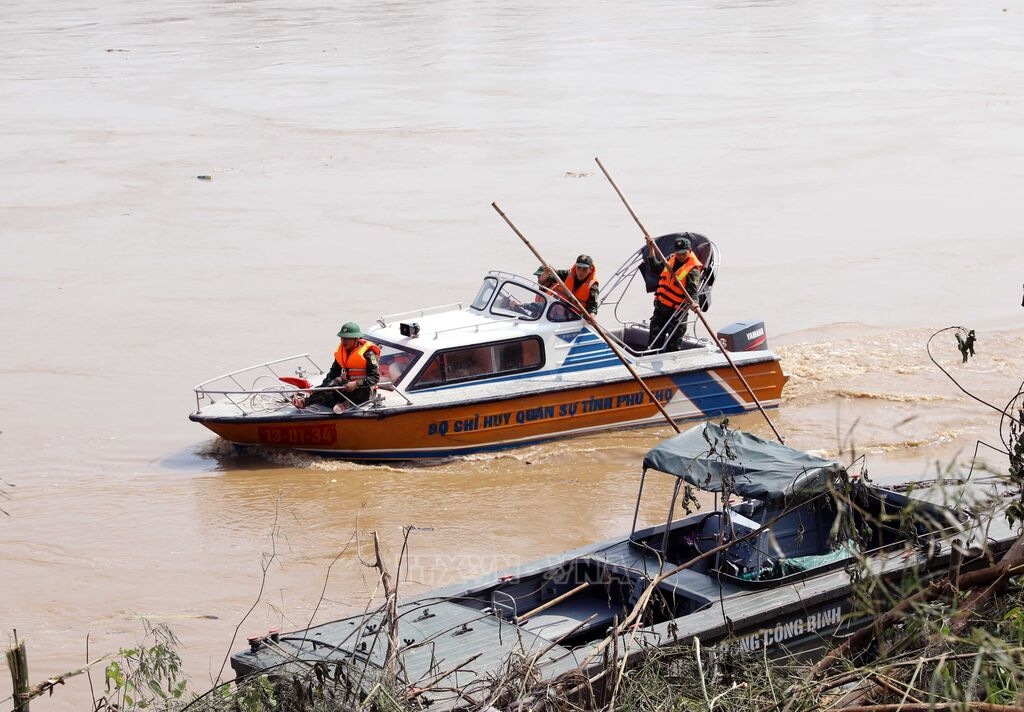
(491, 281, 546, 321)
(470, 277, 499, 311)
(377, 344, 419, 386)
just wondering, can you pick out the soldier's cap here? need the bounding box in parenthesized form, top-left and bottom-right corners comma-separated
(533, 265, 547, 276)
(574, 254, 594, 268)
(337, 322, 363, 339)
(674, 236, 691, 252)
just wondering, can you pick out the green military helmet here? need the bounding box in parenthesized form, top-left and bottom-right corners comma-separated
(337, 322, 363, 339)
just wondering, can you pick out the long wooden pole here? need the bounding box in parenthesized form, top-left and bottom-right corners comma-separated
(516, 582, 590, 623)
(491, 202, 681, 434)
(593, 157, 785, 444)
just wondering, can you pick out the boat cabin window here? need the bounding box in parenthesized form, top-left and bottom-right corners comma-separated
(470, 277, 499, 311)
(377, 345, 419, 386)
(409, 337, 545, 389)
(490, 282, 546, 321)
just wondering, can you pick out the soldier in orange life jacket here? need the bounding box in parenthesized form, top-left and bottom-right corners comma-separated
(646, 235, 702, 352)
(535, 255, 600, 315)
(562, 254, 600, 315)
(293, 322, 380, 409)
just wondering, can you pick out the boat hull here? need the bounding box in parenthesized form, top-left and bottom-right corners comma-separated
(229, 479, 1016, 710)
(190, 360, 785, 460)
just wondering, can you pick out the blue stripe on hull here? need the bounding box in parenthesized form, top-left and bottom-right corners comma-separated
(563, 336, 614, 364)
(561, 355, 620, 368)
(670, 370, 746, 417)
(566, 340, 607, 354)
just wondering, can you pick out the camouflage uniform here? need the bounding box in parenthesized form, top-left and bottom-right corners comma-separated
(535, 266, 600, 315)
(647, 251, 701, 352)
(305, 330, 380, 408)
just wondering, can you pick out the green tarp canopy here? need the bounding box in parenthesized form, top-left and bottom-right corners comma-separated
(642, 422, 846, 505)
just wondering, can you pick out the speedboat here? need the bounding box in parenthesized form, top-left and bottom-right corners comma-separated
(189, 233, 787, 460)
(229, 422, 1015, 707)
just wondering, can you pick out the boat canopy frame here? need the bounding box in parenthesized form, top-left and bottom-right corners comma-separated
(642, 422, 846, 505)
(629, 422, 847, 556)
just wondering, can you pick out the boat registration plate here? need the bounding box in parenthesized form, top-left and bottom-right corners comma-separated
(257, 424, 337, 446)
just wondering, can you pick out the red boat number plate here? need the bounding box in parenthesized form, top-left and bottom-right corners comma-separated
(257, 424, 337, 446)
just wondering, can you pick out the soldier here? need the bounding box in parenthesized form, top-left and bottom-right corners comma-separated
(646, 236, 702, 352)
(294, 322, 380, 410)
(562, 254, 600, 315)
(533, 264, 559, 291)
(533, 255, 600, 315)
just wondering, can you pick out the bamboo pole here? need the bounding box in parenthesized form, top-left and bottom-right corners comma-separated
(594, 156, 786, 444)
(491, 202, 681, 434)
(6, 632, 29, 712)
(516, 582, 590, 623)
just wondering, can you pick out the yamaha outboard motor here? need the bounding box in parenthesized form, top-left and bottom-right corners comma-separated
(717, 320, 768, 351)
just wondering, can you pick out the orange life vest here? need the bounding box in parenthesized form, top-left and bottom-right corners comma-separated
(655, 253, 703, 309)
(561, 267, 597, 308)
(334, 339, 381, 381)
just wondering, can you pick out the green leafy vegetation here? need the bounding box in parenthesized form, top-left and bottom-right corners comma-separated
(96, 623, 187, 711)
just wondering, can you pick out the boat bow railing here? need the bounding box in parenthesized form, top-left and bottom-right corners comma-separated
(192, 354, 326, 415)
(193, 354, 416, 415)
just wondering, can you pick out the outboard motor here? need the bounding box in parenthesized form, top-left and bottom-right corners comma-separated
(718, 320, 768, 351)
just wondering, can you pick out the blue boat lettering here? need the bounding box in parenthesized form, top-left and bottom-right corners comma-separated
(515, 405, 557, 423)
(452, 415, 480, 433)
(648, 387, 675, 404)
(427, 415, 482, 435)
(428, 391, 680, 436)
(482, 413, 513, 428)
(580, 396, 613, 413)
(615, 391, 645, 407)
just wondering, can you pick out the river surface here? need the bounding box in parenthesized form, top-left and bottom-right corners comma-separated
(2, 0, 1023, 708)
